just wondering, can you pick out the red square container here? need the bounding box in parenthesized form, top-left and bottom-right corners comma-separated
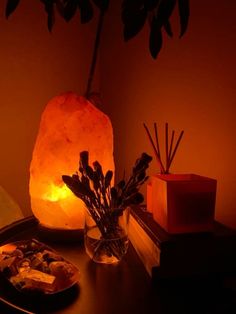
(147, 174, 217, 234)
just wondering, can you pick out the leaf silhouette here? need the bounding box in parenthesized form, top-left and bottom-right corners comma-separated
(92, 0, 109, 11)
(5, 0, 20, 19)
(63, 0, 78, 22)
(164, 20, 173, 37)
(47, 2, 55, 32)
(178, 0, 189, 37)
(122, 0, 147, 41)
(40, 0, 55, 32)
(155, 0, 176, 28)
(78, 0, 93, 24)
(149, 16, 163, 59)
(122, 0, 144, 22)
(144, 0, 160, 11)
(123, 8, 147, 41)
(55, 0, 65, 18)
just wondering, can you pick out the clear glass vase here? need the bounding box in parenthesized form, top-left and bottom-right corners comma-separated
(84, 207, 130, 264)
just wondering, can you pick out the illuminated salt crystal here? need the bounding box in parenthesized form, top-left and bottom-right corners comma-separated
(29, 92, 114, 229)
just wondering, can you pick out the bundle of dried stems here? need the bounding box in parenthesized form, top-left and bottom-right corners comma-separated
(143, 122, 184, 174)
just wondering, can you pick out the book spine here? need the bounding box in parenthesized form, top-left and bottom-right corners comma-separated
(129, 213, 161, 277)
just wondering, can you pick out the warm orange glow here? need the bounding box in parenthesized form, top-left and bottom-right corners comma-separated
(30, 92, 114, 230)
(0, 243, 16, 254)
(42, 184, 72, 202)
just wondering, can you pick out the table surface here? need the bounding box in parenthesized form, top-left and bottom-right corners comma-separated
(0, 217, 236, 314)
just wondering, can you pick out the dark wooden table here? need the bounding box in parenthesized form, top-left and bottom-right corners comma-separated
(0, 217, 236, 314)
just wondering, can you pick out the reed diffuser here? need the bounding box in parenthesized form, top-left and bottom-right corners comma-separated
(144, 123, 217, 234)
(143, 122, 184, 174)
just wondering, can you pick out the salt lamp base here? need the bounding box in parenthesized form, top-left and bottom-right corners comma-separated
(38, 224, 84, 243)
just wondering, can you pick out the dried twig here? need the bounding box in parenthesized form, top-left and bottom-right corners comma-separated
(143, 123, 184, 174)
(165, 123, 169, 171)
(143, 123, 165, 173)
(167, 130, 184, 173)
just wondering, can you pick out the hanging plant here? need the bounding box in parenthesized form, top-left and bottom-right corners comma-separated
(5, 0, 190, 59)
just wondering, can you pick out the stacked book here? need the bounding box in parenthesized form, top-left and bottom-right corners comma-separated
(129, 206, 236, 279)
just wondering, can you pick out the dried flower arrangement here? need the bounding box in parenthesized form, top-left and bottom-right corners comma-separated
(143, 122, 184, 174)
(62, 151, 152, 262)
(62, 151, 152, 211)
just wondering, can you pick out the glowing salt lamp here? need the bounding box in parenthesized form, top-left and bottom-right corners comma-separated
(29, 92, 114, 230)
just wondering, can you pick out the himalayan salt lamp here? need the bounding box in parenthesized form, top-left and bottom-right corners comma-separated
(30, 92, 114, 230)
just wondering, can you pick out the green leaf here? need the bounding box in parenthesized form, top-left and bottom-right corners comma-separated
(123, 8, 147, 41)
(144, 0, 160, 11)
(122, 1, 147, 41)
(149, 17, 163, 59)
(163, 20, 173, 37)
(77, 0, 93, 24)
(47, 3, 55, 32)
(92, 0, 109, 11)
(155, 0, 176, 28)
(63, 0, 78, 22)
(178, 0, 189, 37)
(122, 0, 144, 22)
(40, 0, 55, 32)
(5, 0, 20, 19)
(55, 0, 64, 18)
